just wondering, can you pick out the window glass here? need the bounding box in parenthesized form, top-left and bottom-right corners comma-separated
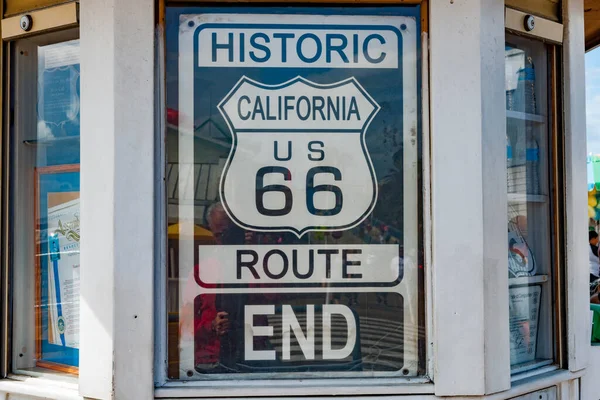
(505, 34, 558, 373)
(11, 37, 80, 374)
(166, 7, 424, 380)
(586, 48, 600, 344)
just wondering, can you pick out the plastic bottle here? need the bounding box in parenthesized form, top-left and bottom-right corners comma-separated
(526, 127, 540, 195)
(506, 89, 515, 111)
(514, 66, 526, 112)
(513, 55, 536, 114)
(523, 56, 537, 115)
(507, 134, 514, 193)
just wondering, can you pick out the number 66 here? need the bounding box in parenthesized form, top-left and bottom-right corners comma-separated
(255, 166, 343, 217)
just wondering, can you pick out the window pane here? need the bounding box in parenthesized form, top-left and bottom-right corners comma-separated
(505, 35, 556, 373)
(166, 7, 424, 380)
(11, 38, 80, 374)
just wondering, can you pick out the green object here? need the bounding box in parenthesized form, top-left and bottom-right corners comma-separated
(590, 304, 600, 343)
(594, 159, 600, 191)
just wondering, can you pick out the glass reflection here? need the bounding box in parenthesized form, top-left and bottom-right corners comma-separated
(166, 7, 423, 379)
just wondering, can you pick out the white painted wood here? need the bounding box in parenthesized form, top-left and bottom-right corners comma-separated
(79, 3, 115, 395)
(0, 374, 80, 399)
(580, 346, 600, 399)
(421, 31, 434, 382)
(562, 0, 590, 374)
(11, 39, 38, 372)
(430, 0, 509, 395)
(430, 0, 484, 392)
(480, 0, 512, 394)
(486, 371, 583, 400)
(154, 25, 169, 387)
(156, 372, 584, 400)
(558, 377, 579, 400)
(155, 382, 435, 398)
(156, 396, 437, 400)
(503, 386, 557, 400)
(79, 0, 155, 398)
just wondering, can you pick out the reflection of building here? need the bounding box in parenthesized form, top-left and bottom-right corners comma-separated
(166, 110, 230, 226)
(587, 155, 600, 230)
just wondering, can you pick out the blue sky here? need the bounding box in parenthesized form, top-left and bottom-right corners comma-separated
(587, 49, 600, 155)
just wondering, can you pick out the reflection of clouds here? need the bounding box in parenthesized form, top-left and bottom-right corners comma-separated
(67, 81, 80, 121)
(67, 108, 79, 121)
(587, 53, 600, 155)
(38, 120, 54, 139)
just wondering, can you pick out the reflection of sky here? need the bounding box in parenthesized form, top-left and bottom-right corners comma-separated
(37, 40, 81, 166)
(587, 49, 600, 156)
(166, 6, 419, 179)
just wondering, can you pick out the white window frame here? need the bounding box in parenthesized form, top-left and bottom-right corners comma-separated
(562, 0, 590, 374)
(429, 0, 510, 396)
(154, 3, 434, 396)
(78, 0, 155, 398)
(8, 30, 82, 379)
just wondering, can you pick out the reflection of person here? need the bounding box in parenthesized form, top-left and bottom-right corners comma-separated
(590, 231, 600, 283)
(591, 279, 600, 304)
(183, 203, 280, 373)
(179, 203, 243, 373)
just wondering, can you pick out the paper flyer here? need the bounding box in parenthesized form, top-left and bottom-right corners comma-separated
(46, 194, 80, 349)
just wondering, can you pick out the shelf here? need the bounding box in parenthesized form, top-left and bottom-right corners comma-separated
(507, 193, 548, 203)
(23, 136, 80, 146)
(506, 110, 545, 123)
(509, 274, 548, 287)
(510, 359, 554, 376)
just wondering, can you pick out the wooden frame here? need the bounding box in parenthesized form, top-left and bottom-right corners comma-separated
(4, 0, 75, 18)
(585, 0, 600, 51)
(505, 7, 563, 44)
(0, 0, 7, 380)
(505, 0, 560, 23)
(1, 3, 79, 41)
(549, 44, 567, 370)
(34, 163, 80, 375)
(160, 0, 427, 20)
(166, 0, 422, 3)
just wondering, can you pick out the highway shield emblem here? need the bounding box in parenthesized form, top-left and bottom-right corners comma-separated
(218, 76, 380, 237)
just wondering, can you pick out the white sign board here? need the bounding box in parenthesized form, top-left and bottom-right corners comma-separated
(219, 76, 379, 235)
(177, 12, 419, 379)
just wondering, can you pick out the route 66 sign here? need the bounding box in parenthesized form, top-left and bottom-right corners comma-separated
(218, 76, 380, 236)
(177, 11, 421, 377)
